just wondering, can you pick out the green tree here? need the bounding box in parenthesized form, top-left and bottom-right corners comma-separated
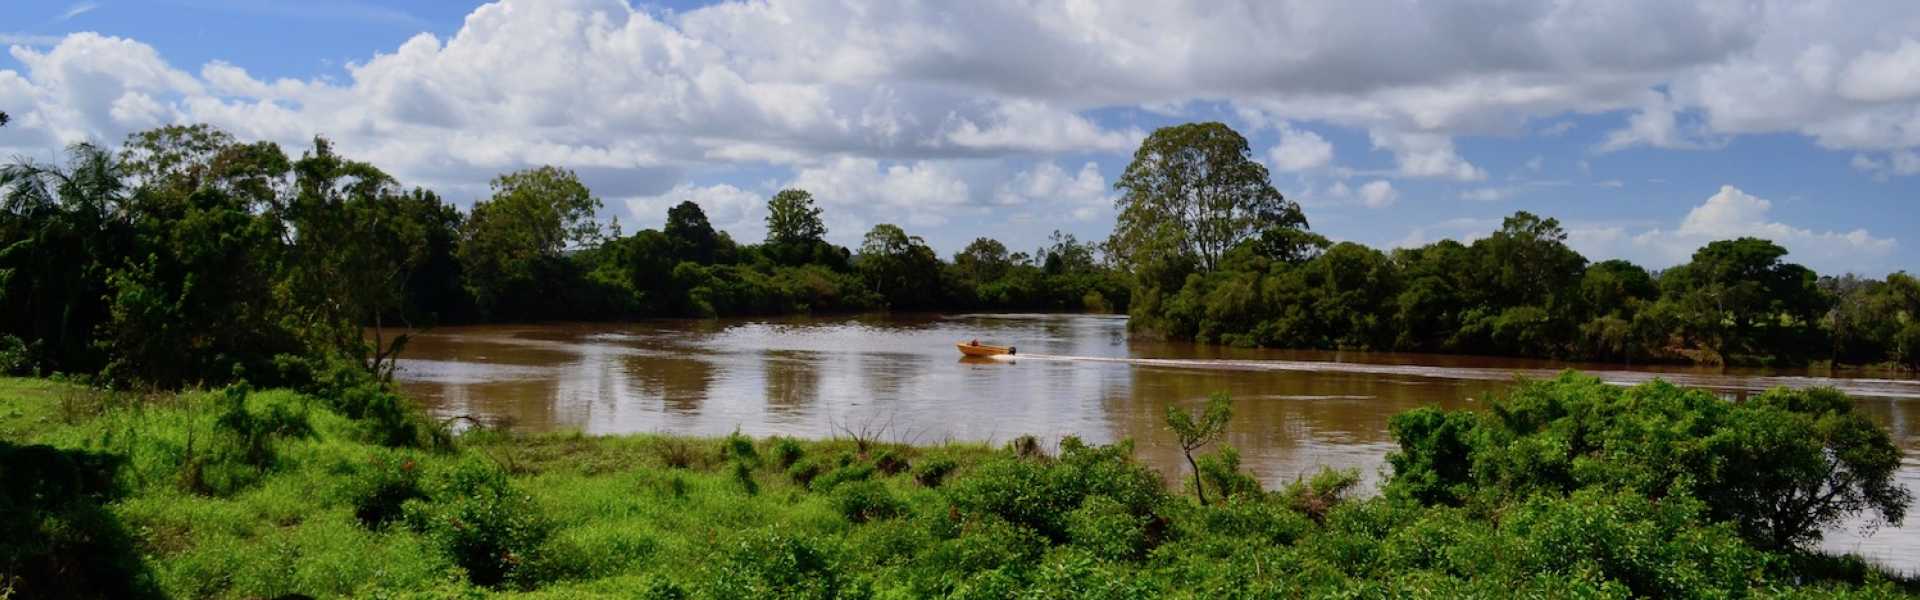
(456, 166, 602, 318)
(283, 138, 433, 381)
(1110, 122, 1306, 275)
(0, 143, 134, 374)
(1471, 211, 1587, 310)
(1165, 393, 1233, 505)
(1038, 230, 1097, 276)
(954, 237, 1012, 284)
(664, 200, 723, 264)
(1660, 237, 1828, 361)
(856, 224, 942, 309)
(765, 189, 825, 245)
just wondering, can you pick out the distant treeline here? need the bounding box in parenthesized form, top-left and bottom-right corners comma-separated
(0, 124, 1127, 387)
(1109, 122, 1920, 368)
(4, 119, 1917, 391)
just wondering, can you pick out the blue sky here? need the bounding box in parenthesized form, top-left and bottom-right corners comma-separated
(3, 0, 1917, 275)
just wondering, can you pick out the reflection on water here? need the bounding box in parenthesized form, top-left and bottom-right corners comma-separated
(393, 313, 1920, 569)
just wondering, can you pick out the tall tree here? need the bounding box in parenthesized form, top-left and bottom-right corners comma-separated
(457, 166, 602, 318)
(664, 200, 720, 264)
(284, 137, 434, 381)
(857, 224, 941, 309)
(954, 237, 1012, 283)
(765, 189, 825, 245)
(1660, 237, 1828, 359)
(1110, 122, 1305, 274)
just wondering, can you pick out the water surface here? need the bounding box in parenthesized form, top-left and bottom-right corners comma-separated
(393, 313, 1920, 569)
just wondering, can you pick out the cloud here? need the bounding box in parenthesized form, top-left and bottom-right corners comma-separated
(58, 2, 98, 21)
(1596, 90, 1723, 152)
(788, 157, 972, 229)
(1369, 130, 1486, 181)
(1525, 156, 1543, 172)
(1356, 180, 1397, 208)
(944, 100, 1144, 153)
(0, 0, 1915, 249)
(0, 33, 65, 46)
(1460, 187, 1518, 202)
(1850, 150, 1920, 180)
(1567, 185, 1898, 272)
(994, 161, 1113, 221)
(625, 183, 769, 241)
(1266, 123, 1334, 172)
(1838, 39, 1920, 103)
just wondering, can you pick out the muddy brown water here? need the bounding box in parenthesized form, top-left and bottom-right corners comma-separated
(391, 313, 1920, 570)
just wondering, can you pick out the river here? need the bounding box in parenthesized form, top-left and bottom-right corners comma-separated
(390, 313, 1920, 570)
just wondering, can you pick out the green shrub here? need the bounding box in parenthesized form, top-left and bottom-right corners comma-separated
(811, 461, 876, 493)
(1194, 444, 1262, 502)
(1282, 467, 1360, 524)
(913, 456, 958, 488)
(1386, 374, 1913, 551)
(403, 457, 554, 588)
(0, 443, 158, 599)
(701, 529, 870, 600)
(770, 436, 805, 469)
(655, 437, 696, 469)
(732, 460, 759, 496)
(831, 480, 906, 524)
(946, 438, 1167, 545)
(873, 448, 909, 475)
(339, 450, 424, 529)
(0, 334, 33, 375)
(788, 458, 825, 488)
(1065, 495, 1149, 560)
(722, 429, 758, 467)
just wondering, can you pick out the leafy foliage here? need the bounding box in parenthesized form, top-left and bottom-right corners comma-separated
(1387, 373, 1911, 551)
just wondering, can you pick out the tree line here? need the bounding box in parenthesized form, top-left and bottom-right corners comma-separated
(1111, 122, 1920, 368)
(5, 118, 1918, 391)
(0, 124, 1128, 387)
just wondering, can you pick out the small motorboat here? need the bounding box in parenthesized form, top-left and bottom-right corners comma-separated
(956, 341, 1015, 357)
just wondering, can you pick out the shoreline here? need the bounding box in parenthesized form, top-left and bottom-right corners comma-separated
(3, 376, 1914, 597)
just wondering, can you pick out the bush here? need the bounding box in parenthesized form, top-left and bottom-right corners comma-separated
(913, 456, 958, 489)
(810, 461, 876, 493)
(721, 429, 758, 467)
(732, 460, 759, 496)
(1385, 373, 1913, 551)
(701, 529, 870, 600)
(180, 387, 313, 496)
(770, 436, 805, 469)
(873, 448, 909, 476)
(788, 458, 825, 488)
(655, 437, 697, 469)
(0, 334, 33, 375)
(340, 450, 425, 529)
(403, 458, 555, 588)
(1195, 444, 1262, 502)
(946, 438, 1167, 546)
(1281, 467, 1360, 524)
(1065, 495, 1149, 560)
(831, 480, 906, 524)
(0, 443, 158, 599)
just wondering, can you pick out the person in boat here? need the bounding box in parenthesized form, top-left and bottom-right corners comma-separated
(970, 339, 979, 346)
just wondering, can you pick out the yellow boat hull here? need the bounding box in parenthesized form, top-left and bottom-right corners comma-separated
(956, 342, 1014, 357)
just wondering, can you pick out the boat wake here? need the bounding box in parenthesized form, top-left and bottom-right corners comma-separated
(1001, 354, 1920, 399)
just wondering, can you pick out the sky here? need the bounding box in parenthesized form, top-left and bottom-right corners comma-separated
(2, 0, 1917, 275)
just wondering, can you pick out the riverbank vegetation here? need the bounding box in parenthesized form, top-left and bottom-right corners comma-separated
(5, 119, 1918, 384)
(1110, 122, 1920, 368)
(1, 373, 1911, 597)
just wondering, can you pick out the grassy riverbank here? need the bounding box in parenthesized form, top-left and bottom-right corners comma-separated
(2, 375, 1914, 598)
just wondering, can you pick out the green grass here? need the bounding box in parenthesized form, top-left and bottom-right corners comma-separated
(1, 376, 1913, 598)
